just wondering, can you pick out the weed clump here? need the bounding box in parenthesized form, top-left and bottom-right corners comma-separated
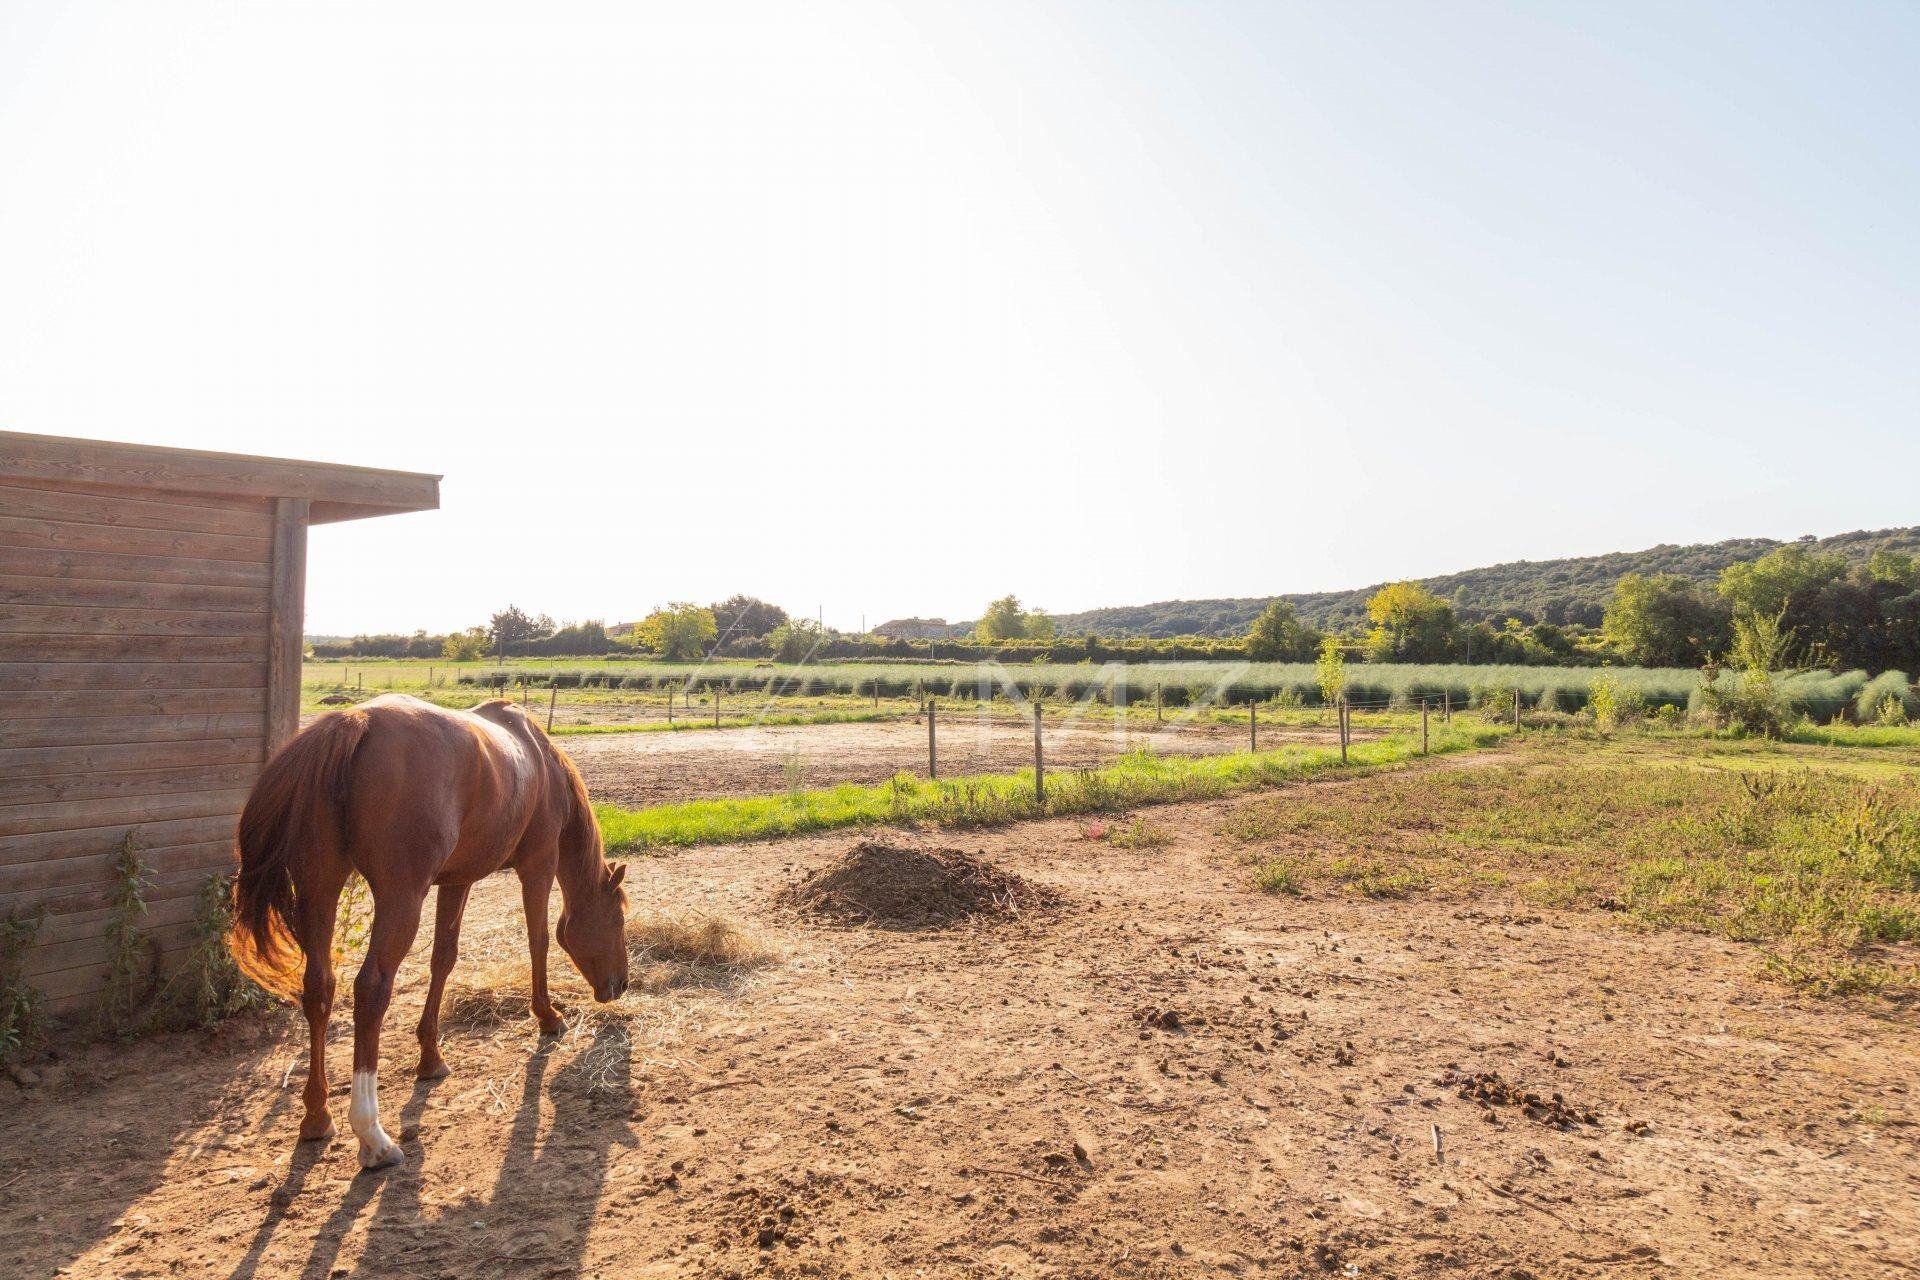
(1, 909, 45, 1067)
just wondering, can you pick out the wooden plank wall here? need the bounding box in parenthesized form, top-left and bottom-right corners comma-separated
(0, 477, 277, 1010)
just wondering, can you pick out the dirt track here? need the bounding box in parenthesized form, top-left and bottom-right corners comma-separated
(2, 763, 1913, 1279)
(564, 717, 1352, 809)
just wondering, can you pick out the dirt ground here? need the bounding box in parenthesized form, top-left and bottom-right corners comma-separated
(2, 762, 1914, 1279)
(565, 717, 1355, 809)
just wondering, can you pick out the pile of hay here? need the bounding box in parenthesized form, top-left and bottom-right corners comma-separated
(777, 841, 1060, 930)
(442, 908, 775, 1032)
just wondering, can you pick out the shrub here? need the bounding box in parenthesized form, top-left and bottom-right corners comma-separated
(1856, 671, 1915, 725)
(1475, 687, 1516, 723)
(1589, 672, 1646, 732)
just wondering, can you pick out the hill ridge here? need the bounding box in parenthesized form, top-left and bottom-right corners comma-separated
(903, 525, 1920, 639)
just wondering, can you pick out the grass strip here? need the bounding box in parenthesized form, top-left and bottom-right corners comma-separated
(594, 723, 1509, 853)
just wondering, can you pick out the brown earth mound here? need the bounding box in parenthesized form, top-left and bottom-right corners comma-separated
(778, 841, 1060, 929)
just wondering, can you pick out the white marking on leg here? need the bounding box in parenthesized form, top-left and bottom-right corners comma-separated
(349, 1069, 403, 1169)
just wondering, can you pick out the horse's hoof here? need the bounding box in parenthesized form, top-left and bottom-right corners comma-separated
(358, 1139, 406, 1172)
(537, 1019, 567, 1038)
(417, 1060, 450, 1082)
(298, 1116, 336, 1142)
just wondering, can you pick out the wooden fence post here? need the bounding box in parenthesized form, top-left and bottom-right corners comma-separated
(1340, 695, 1349, 763)
(1443, 689, 1451, 724)
(547, 685, 558, 732)
(1514, 689, 1522, 730)
(1155, 682, 1163, 724)
(715, 684, 722, 727)
(1033, 700, 1045, 804)
(927, 699, 938, 779)
(1249, 698, 1257, 753)
(1421, 698, 1429, 755)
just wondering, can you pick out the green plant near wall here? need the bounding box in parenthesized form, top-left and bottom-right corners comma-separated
(1, 908, 46, 1066)
(97, 831, 154, 1038)
(156, 873, 276, 1028)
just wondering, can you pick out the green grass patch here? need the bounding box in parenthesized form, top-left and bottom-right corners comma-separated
(595, 724, 1507, 854)
(1223, 735, 1920, 998)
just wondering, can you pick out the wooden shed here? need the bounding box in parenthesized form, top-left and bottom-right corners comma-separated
(0, 430, 438, 1011)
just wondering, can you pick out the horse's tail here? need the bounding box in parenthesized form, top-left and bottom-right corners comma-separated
(229, 709, 371, 1002)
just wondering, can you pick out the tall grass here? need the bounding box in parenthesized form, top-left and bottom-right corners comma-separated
(594, 723, 1508, 852)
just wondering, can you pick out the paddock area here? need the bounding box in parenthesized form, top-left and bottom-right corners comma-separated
(560, 715, 1366, 809)
(1, 761, 1911, 1279)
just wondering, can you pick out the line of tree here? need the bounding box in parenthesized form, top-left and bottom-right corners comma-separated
(308, 546, 1920, 672)
(1601, 543, 1920, 670)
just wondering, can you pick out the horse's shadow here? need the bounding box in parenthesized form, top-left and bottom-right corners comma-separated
(229, 1021, 636, 1280)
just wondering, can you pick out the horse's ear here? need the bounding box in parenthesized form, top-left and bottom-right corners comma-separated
(609, 863, 627, 887)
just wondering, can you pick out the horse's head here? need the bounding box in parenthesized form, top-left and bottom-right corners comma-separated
(557, 861, 630, 1002)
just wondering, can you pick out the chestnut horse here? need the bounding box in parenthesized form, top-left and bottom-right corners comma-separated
(229, 694, 630, 1170)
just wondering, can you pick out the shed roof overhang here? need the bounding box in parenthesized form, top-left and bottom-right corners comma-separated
(0, 430, 440, 524)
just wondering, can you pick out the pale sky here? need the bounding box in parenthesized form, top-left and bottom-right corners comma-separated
(2, 2, 1915, 634)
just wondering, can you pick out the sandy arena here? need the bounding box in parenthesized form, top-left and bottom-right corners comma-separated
(1, 759, 1913, 1279)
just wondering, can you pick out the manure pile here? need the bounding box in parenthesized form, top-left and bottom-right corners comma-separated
(778, 841, 1060, 929)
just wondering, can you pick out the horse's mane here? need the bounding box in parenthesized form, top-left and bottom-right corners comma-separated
(536, 716, 625, 907)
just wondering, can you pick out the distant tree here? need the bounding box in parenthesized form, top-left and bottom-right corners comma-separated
(711, 594, 789, 642)
(1362, 582, 1455, 662)
(1602, 573, 1731, 667)
(975, 595, 1053, 643)
(768, 618, 825, 663)
(487, 605, 555, 657)
(442, 627, 487, 662)
(1245, 600, 1321, 662)
(1717, 545, 1847, 618)
(545, 619, 613, 655)
(1867, 549, 1918, 587)
(634, 603, 718, 661)
(1315, 635, 1347, 707)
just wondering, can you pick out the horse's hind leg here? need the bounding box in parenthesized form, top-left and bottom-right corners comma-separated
(296, 859, 349, 1143)
(415, 882, 471, 1081)
(349, 886, 424, 1170)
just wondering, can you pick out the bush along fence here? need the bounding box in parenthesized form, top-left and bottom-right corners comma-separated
(408, 660, 1920, 725)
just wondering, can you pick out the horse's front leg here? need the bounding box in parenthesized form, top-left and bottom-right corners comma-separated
(350, 888, 423, 1171)
(415, 882, 471, 1080)
(518, 867, 567, 1036)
